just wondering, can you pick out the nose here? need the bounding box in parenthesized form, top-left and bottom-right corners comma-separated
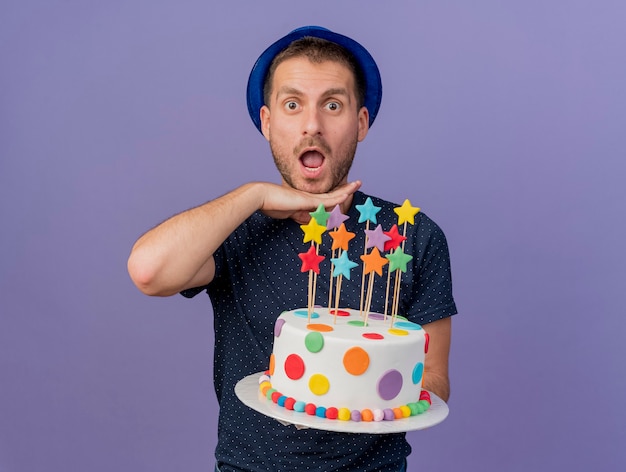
(302, 107, 322, 136)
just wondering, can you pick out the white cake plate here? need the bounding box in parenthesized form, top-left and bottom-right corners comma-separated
(235, 372, 449, 434)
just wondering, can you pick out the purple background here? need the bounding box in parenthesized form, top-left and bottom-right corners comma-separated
(2, 1, 625, 471)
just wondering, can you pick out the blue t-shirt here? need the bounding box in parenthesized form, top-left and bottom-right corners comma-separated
(182, 191, 457, 471)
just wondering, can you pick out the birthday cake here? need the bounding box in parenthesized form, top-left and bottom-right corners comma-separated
(256, 198, 433, 422)
(261, 307, 431, 421)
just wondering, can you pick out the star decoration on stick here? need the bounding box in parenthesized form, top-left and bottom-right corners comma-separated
(384, 224, 407, 252)
(300, 218, 327, 245)
(393, 199, 421, 226)
(298, 245, 325, 274)
(356, 197, 381, 224)
(360, 247, 389, 276)
(309, 204, 331, 227)
(386, 247, 413, 272)
(326, 205, 349, 230)
(329, 223, 356, 251)
(331, 251, 358, 280)
(364, 224, 391, 251)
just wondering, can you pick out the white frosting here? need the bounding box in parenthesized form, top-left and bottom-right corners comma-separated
(270, 308, 427, 411)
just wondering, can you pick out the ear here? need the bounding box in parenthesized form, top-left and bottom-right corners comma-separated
(357, 106, 369, 142)
(260, 105, 271, 141)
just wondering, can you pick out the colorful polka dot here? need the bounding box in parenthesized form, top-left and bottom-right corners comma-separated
(388, 328, 408, 336)
(412, 362, 424, 384)
(274, 318, 286, 337)
(294, 310, 319, 319)
(304, 331, 324, 353)
(309, 373, 330, 395)
(424, 332, 430, 353)
(343, 346, 370, 375)
(393, 320, 422, 330)
(348, 320, 367, 327)
(377, 369, 403, 400)
(306, 323, 333, 332)
(329, 309, 350, 317)
(284, 354, 305, 380)
(268, 354, 275, 376)
(362, 333, 384, 340)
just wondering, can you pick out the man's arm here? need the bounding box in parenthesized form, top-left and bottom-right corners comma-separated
(421, 316, 452, 402)
(127, 181, 361, 297)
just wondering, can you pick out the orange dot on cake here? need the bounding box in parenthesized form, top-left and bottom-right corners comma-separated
(343, 346, 370, 375)
(306, 323, 334, 332)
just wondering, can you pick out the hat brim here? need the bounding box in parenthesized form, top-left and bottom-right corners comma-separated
(246, 26, 382, 133)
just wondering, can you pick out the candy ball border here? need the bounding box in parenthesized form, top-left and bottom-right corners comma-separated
(258, 373, 431, 422)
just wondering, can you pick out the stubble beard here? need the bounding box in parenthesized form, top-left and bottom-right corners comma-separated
(270, 136, 358, 194)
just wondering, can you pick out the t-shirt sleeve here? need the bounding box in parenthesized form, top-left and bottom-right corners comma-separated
(179, 243, 227, 299)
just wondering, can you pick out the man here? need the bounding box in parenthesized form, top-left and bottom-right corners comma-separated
(128, 26, 456, 472)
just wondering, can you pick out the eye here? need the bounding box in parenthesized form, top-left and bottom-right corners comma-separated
(285, 101, 299, 111)
(325, 101, 341, 111)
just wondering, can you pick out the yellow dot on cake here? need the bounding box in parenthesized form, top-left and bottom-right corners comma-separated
(388, 328, 409, 336)
(309, 373, 330, 395)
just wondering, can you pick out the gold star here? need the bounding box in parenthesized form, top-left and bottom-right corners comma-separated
(393, 199, 421, 226)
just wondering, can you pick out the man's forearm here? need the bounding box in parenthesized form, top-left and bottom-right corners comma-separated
(127, 183, 263, 296)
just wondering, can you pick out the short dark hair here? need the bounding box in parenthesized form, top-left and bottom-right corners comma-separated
(263, 36, 367, 109)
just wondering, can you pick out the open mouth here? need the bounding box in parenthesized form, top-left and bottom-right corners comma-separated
(299, 150, 325, 171)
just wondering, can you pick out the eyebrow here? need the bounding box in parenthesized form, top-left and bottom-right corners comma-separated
(275, 86, 352, 103)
